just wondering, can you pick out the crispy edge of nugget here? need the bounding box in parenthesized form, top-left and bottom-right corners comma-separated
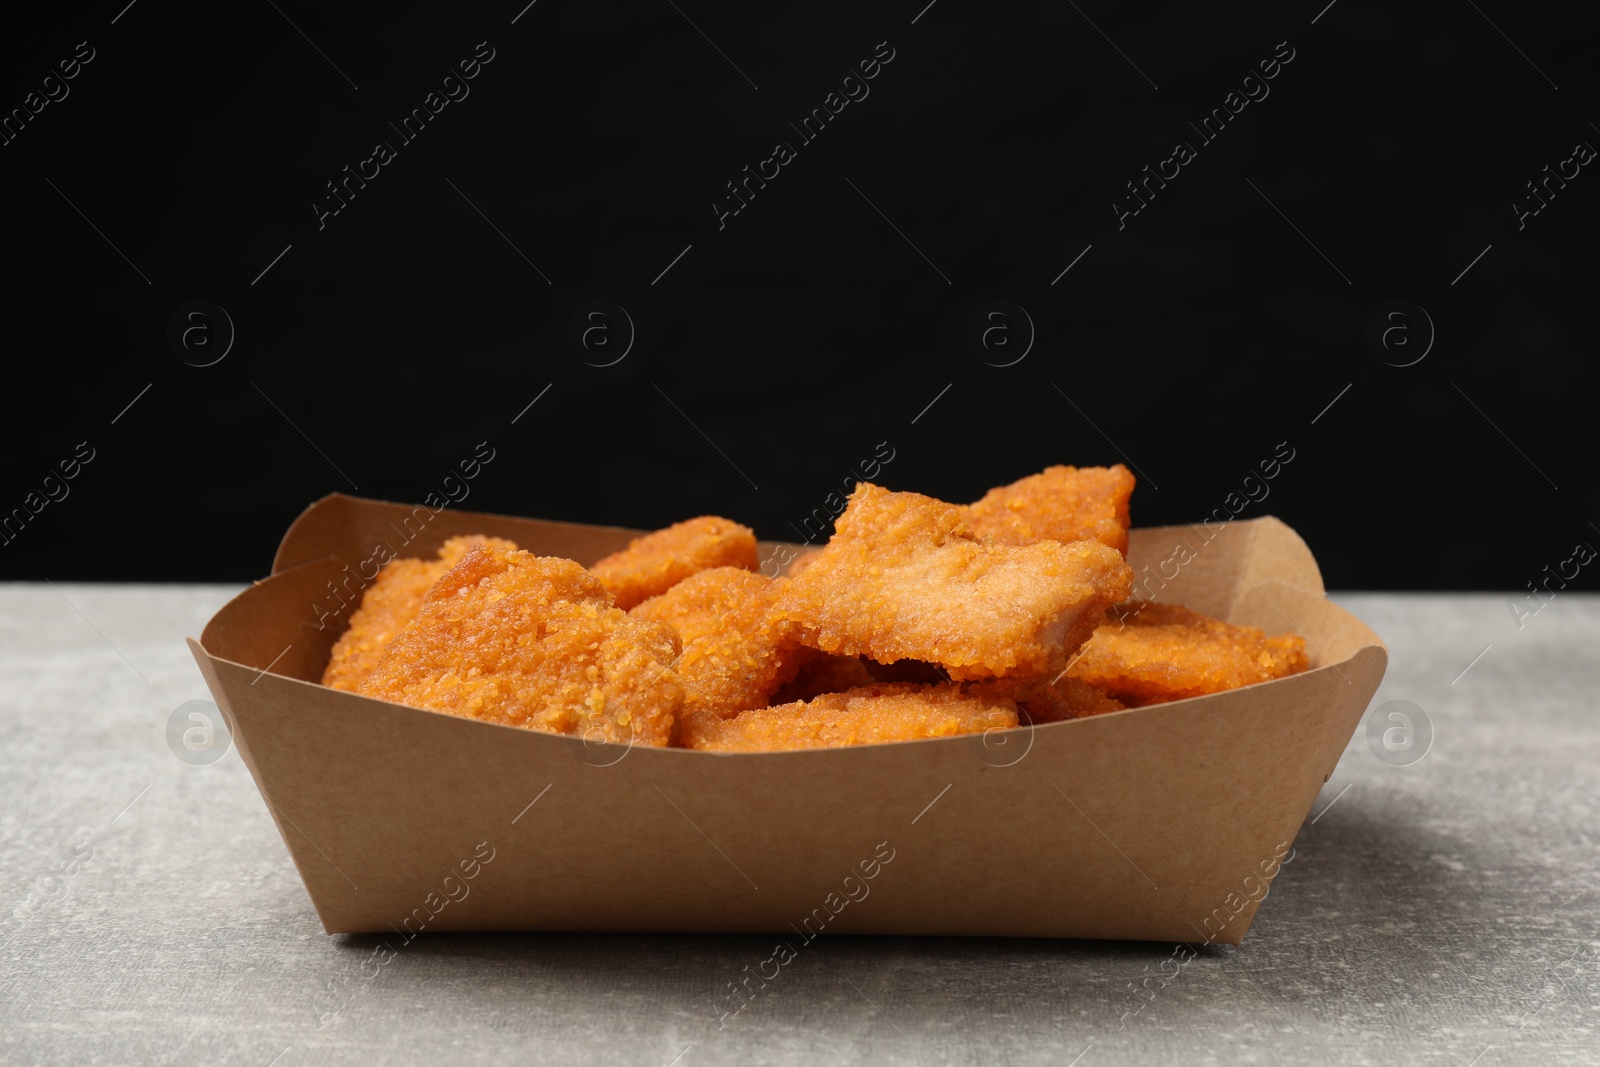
(358, 543, 683, 746)
(979, 675, 1126, 723)
(631, 566, 807, 720)
(1066, 600, 1309, 705)
(590, 515, 759, 610)
(966, 464, 1135, 556)
(769, 483, 1132, 681)
(321, 535, 517, 692)
(676, 683, 1018, 752)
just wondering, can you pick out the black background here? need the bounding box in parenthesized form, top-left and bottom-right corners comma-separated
(0, 1, 1594, 590)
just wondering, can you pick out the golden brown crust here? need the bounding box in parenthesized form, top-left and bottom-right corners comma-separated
(676, 683, 1018, 752)
(321, 535, 518, 692)
(1067, 601, 1309, 705)
(358, 543, 682, 746)
(630, 567, 807, 721)
(769, 484, 1132, 682)
(966, 464, 1135, 556)
(590, 516, 759, 609)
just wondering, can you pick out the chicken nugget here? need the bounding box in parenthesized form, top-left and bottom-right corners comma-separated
(770, 484, 1132, 681)
(980, 675, 1125, 723)
(677, 683, 1018, 752)
(590, 515, 759, 609)
(322, 535, 517, 692)
(631, 567, 807, 720)
(359, 543, 682, 746)
(436, 534, 513, 567)
(966, 464, 1135, 556)
(1067, 601, 1309, 705)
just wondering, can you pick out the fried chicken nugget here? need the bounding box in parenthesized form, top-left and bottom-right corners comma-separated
(980, 676, 1126, 723)
(359, 543, 682, 746)
(770, 484, 1133, 681)
(966, 464, 1135, 556)
(322, 535, 518, 692)
(1067, 601, 1309, 705)
(590, 516, 759, 609)
(677, 683, 1018, 752)
(631, 567, 808, 720)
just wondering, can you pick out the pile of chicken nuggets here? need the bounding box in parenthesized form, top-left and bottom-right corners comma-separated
(323, 465, 1309, 751)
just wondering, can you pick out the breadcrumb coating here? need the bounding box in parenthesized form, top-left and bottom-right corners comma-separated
(1067, 601, 1309, 705)
(590, 515, 759, 609)
(631, 567, 807, 720)
(677, 683, 1018, 752)
(966, 464, 1135, 556)
(770, 483, 1132, 681)
(322, 535, 518, 692)
(359, 543, 682, 746)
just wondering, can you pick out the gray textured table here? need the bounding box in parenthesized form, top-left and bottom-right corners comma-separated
(1, 586, 1595, 1066)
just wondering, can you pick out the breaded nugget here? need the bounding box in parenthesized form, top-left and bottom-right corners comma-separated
(677, 683, 1018, 752)
(966, 464, 1135, 556)
(591, 515, 759, 609)
(1067, 601, 1309, 705)
(359, 543, 682, 746)
(322, 535, 517, 692)
(980, 675, 1125, 723)
(436, 534, 512, 567)
(631, 567, 806, 720)
(770, 484, 1132, 681)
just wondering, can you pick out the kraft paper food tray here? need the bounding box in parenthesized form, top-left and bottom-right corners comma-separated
(188, 494, 1386, 944)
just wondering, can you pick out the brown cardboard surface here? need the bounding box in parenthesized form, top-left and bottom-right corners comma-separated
(271, 493, 646, 575)
(192, 496, 1385, 944)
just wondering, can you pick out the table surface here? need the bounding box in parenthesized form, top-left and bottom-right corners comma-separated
(1, 585, 1595, 1066)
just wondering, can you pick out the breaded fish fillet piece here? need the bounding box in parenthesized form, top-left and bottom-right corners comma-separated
(631, 567, 807, 720)
(359, 543, 682, 746)
(322, 535, 518, 692)
(770, 484, 1133, 681)
(591, 515, 759, 609)
(1067, 601, 1309, 705)
(966, 464, 1135, 556)
(677, 683, 1018, 752)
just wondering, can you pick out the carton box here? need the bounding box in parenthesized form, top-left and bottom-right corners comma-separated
(189, 494, 1386, 944)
